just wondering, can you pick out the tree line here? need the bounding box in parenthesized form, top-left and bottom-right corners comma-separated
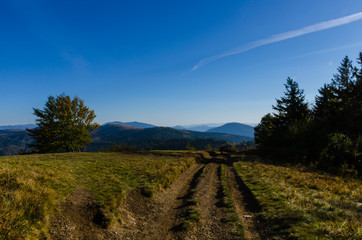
(255, 52, 362, 176)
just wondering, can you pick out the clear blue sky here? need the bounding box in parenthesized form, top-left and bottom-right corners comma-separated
(1, 0, 362, 126)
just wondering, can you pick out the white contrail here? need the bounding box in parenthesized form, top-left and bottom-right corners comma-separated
(192, 12, 362, 71)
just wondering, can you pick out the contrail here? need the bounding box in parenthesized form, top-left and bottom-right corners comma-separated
(192, 12, 362, 71)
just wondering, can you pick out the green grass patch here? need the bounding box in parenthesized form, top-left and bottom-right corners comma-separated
(186, 208, 201, 222)
(220, 164, 246, 239)
(233, 158, 362, 239)
(0, 152, 196, 239)
(176, 208, 201, 231)
(186, 199, 199, 206)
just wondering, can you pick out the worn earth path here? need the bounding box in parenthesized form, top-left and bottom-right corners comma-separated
(181, 162, 237, 240)
(50, 155, 268, 240)
(226, 164, 270, 240)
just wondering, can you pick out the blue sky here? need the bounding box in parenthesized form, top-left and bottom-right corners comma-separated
(1, 0, 362, 126)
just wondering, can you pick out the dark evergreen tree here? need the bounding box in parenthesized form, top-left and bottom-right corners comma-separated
(351, 53, 362, 140)
(332, 56, 354, 96)
(272, 77, 309, 127)
(255, 78, 309, 160)
(255, 53, 362, 175)
(315, 56, 357, 137)
(27, 94, 99, 153)
(254, 113, 277, 153)
(314, 84, 335, 119)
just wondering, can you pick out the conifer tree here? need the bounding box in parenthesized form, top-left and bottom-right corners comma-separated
(315, 56, 356, 136)
(272, 77, 309, 127)
(332, 56, 354, 96)
(27, 94, 99, 153)
(351, 53, 362, 139)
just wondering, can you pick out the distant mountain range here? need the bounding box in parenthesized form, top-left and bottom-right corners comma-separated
(0, 124, 37, 130)
(172, 125, 214, 132)
(0, 121, 255, 155)
(88, 124, 253, 152)
(0, 121, 255, 137)
(103, 121, 156, 128)
(207, 122, 255, 138)
(171, 122, 255, 137)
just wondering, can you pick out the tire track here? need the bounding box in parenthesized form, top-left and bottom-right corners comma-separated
(116, 163, 205, 240)
(182, 163, 237, 240)
(226, 165, 269, 240)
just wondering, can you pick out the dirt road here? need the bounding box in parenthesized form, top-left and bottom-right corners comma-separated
(50, 155, 268, 240)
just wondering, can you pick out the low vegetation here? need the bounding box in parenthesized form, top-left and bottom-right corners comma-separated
(234, 157, 362, 239)
(219, 164, 246, 239)
(0, 152, 196, 239)
(176, 165, 208, 230)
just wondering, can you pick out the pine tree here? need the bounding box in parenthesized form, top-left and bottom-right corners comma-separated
(272, 77, 309, 127)
(315, 56, 357, 136)
(332, 56, 354, 96)
(314, 84, 335, 118)
(27, 94, 99, 153)
(351, 53, 362, 139)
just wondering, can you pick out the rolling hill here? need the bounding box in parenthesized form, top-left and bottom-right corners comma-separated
(0, 123, 254, 155)
(207, 122, 255, 138)
(88, 125, 253, 151)
(0, 129, 32, 155)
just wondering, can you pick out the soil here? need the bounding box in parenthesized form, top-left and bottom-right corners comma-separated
(183, 163, 237, 240)
(49, 189, 119, 240)
(49, 156, 269, 240)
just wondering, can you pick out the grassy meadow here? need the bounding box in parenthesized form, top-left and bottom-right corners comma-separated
(233, 157, 362, 239)
(0, 151, 196, 239)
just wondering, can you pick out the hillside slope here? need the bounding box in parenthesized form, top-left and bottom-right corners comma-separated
(0, 129, 32, 155)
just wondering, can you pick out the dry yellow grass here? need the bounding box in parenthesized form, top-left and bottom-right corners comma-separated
(0, 152, 196, 239)
(234, 157, 362, 239)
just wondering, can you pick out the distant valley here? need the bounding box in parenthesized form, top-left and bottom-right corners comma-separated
(0, 121, 255, 155)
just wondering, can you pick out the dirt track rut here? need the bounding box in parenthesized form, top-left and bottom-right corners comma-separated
(183, 163, 237, 240)
(226, 165, 265, 240)
(50, 156, 267, 240)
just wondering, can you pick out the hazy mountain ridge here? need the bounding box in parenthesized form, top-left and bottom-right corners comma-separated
(0, 124, 37, 130)
(88, 125, 253, 151)
(207, 122, 255, 138)
(0, 122, 254, 155)
(171, 123, 224, 132)
(104, 121, 156, 128)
